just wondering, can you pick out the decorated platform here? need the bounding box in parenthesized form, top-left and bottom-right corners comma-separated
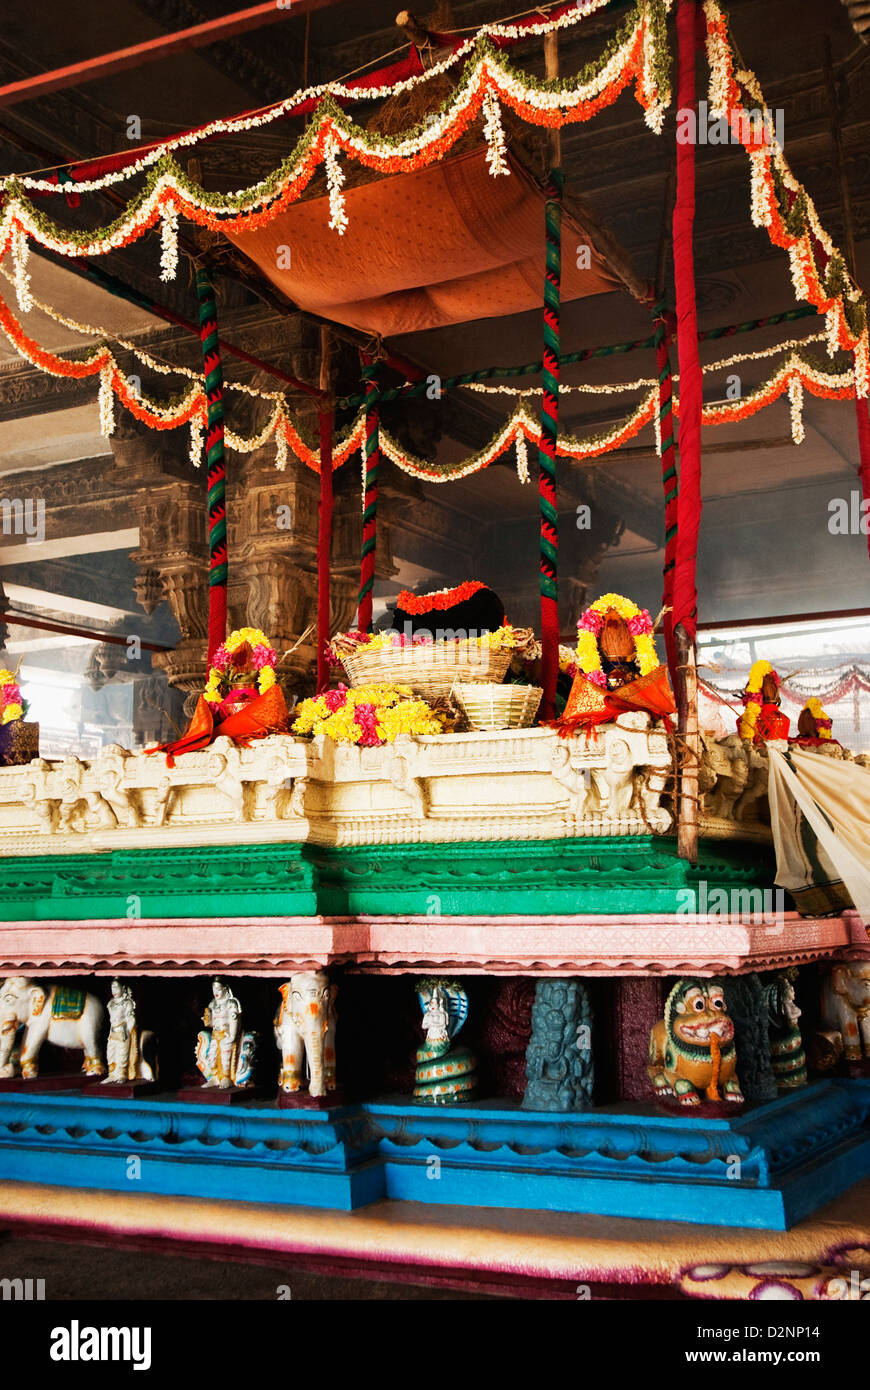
(0, 1080, 867, 1230)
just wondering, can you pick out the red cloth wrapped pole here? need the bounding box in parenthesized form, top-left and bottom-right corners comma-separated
(317, 409, 334, 693)
(856, 396, 870, 561)
(671, 0, 704, 644)
(652, 297, 680, 682)
(196, 267, 228, 666)
(357, 355, 380, 633)
(538, 169, 564, 721)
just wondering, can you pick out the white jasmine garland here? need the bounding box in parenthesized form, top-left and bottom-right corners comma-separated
(188, 411, 204, 467)
(324, 135, 349, 236)
(10, 225, 33, 314)
(159, 201, 179, 281)
(788, 374, 805, 444)
(515, 427, 530, 483)
(99, 365, 115, 436)
(482, 88, 510, 178)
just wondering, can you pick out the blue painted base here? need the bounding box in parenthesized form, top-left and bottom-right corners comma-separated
(0, 1080, 867, 1230)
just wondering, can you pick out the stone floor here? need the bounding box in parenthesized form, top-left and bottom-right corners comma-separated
(0, 1233, 506, 1300)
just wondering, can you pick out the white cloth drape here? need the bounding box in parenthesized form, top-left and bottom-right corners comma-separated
(767, 746, 870, 922)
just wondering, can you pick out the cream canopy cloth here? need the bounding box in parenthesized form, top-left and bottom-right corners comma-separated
(767, 746, 870, 922)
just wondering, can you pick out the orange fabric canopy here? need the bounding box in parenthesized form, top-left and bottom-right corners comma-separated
(225, 148, 619, 336)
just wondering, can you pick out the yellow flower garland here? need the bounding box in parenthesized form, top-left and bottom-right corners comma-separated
(293, 683, 443, 745)
(351, 624, 524, 655)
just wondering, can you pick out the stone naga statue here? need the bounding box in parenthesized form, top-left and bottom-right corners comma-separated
(0, 978, 105, 1079)
(648, 978, 744, 1107)
(820, 963, 870, 1064)
(274, 972, 337, 1098)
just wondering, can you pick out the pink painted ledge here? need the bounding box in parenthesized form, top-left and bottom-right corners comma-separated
(0, 910, 865, 976)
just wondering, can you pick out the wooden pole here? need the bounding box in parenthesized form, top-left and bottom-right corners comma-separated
(676, 627, 699, 863)
(544, 33, 562, 166)
(0, 0, 344, 109)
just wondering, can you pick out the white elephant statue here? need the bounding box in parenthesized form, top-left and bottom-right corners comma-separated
(274, 972, 337, 1098)
(0, 978, 105, 1079)
(821, 963, 870, 1063)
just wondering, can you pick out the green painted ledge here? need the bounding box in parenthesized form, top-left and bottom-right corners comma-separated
(0, 836, 777, 920)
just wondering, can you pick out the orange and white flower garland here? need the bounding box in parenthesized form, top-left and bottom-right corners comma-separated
(0, 1, 672, 282)
(703, 0, 869, 397)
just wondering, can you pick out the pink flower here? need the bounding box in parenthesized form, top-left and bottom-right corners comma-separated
(587, 669, 607, 688)
(324, 684, 348, 713)
(251, 643, 275, 670)
(353, 702, 382, 746)
(211, 644, 229, 669)
(627, 610, 652, 636)
(578, 610, 603, 635)
(412, 633, 433, 646)
(1, 684, 21, 705)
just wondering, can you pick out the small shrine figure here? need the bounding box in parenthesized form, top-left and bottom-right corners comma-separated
(557, 592, 675, 733)
(792, 697, 838, 748)
(413, 979, 477, 1104)
(148, 628, 290, 766)
(648, 979, 744, 1107)
(763, 969, 807, 1092)
(103, 980, 157, 1086)
(737, 660, 790, 744)
(195, 979, 256, 1089)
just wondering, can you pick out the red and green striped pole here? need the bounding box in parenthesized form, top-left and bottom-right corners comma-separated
(653, 296, 680, 683)
(195, 266, 227, 664)
(357, 355, 380, 633)
(538, 168, 563, 720)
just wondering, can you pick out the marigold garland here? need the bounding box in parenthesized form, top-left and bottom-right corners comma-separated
(703, 0, 869, 396)
(396, 581, 487, 614)
(575, 593, 659, 687)
(292, 682, 444, 745)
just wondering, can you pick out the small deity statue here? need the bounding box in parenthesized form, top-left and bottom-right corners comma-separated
(413, 979, 477, 1104)
(103, 980, 157, 1086)
(597, 608, 641, 689)
(148, 627, 289, 764)
(737, 660, 790, 744)
(195, 979, 256, 1089)
(793, 698, 838, 747)
(648, 978, 744, 1107)
(558, 592, 675, 733)
(762, 969, 807, 1092)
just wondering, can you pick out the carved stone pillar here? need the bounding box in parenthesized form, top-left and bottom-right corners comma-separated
(131, 482, 210, 697)
(226, 445, 362, 691)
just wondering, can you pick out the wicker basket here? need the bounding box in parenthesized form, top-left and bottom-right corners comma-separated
(339, 642, 512, 701)
(453, 682, 542, 732)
